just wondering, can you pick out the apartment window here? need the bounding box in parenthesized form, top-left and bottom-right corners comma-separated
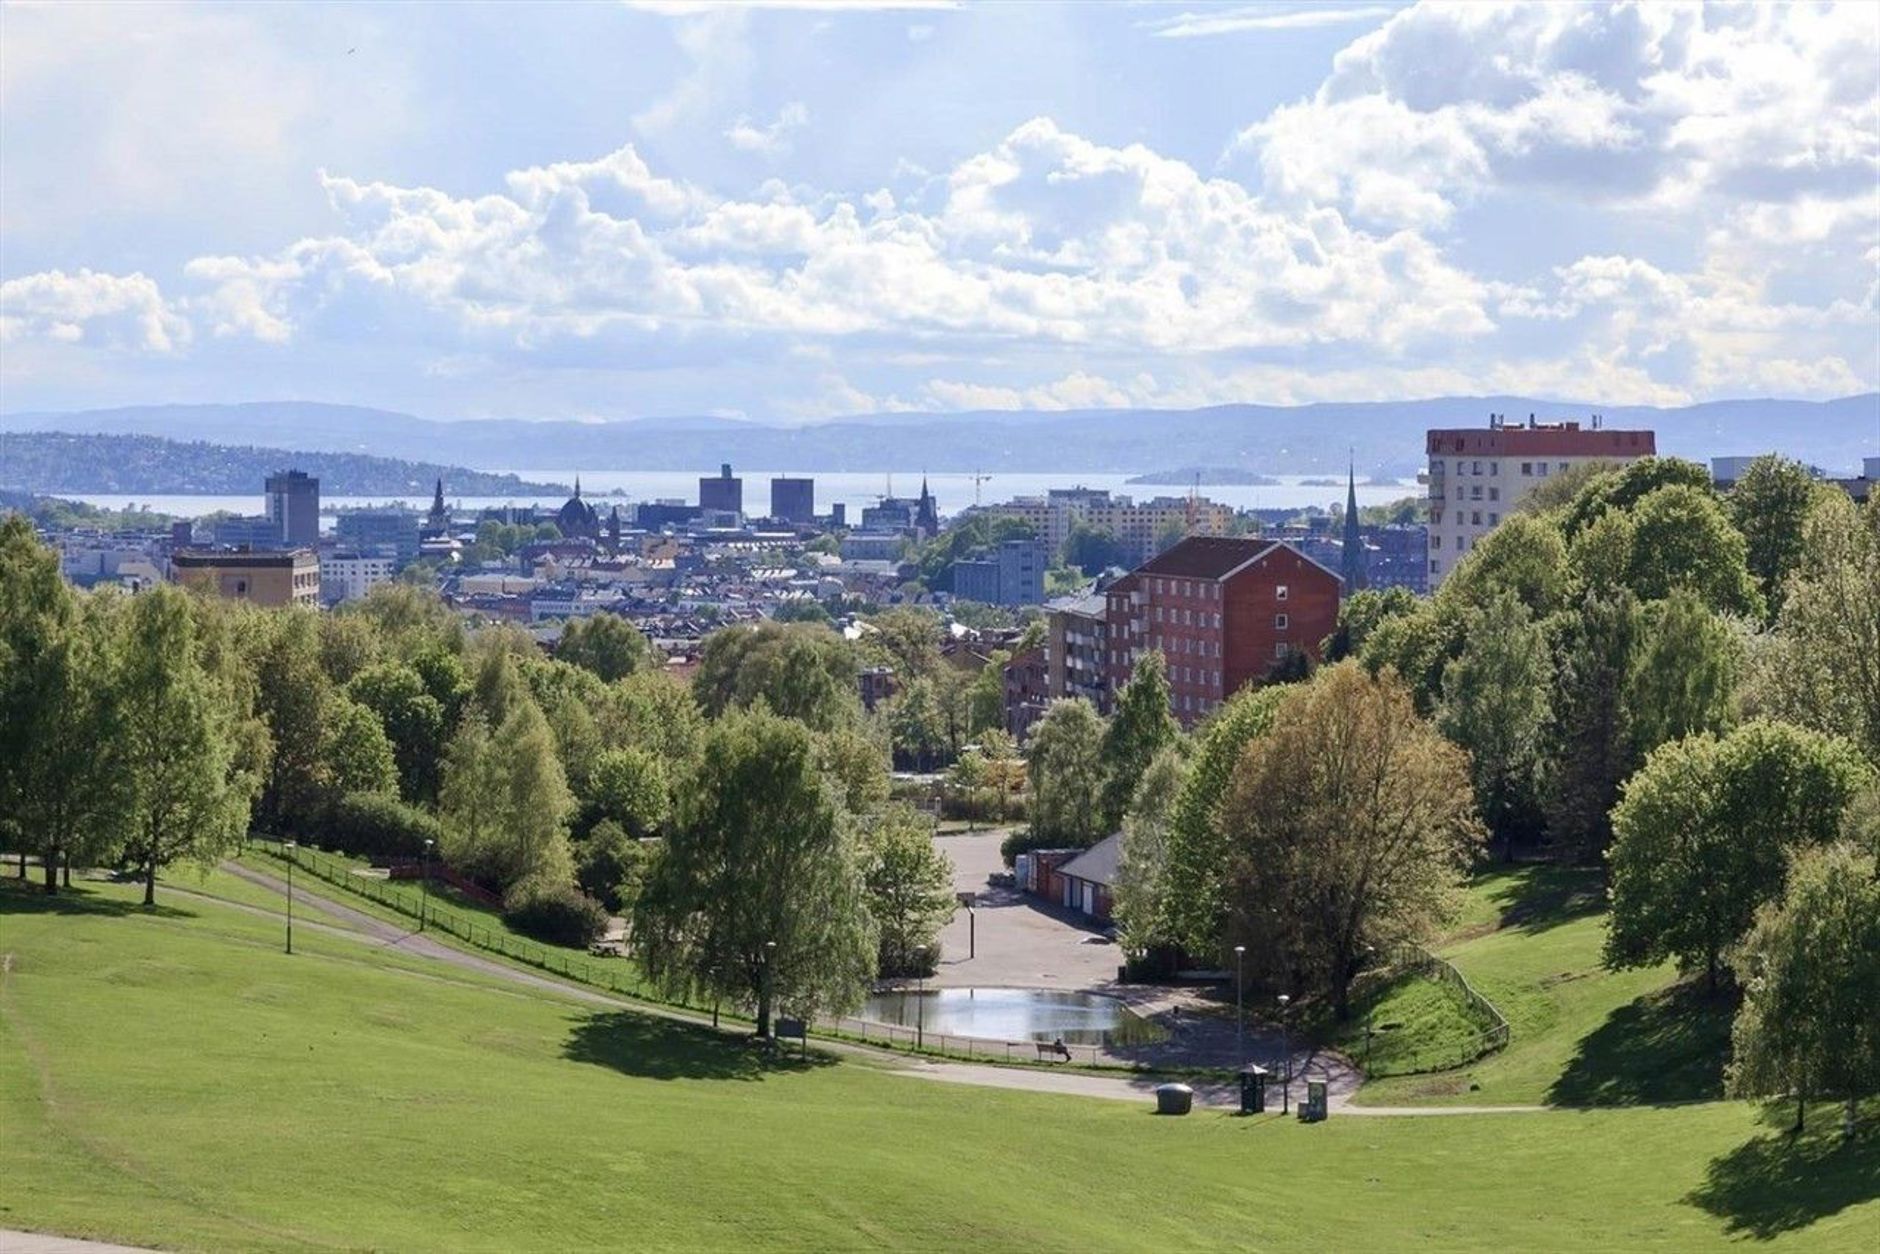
(1431, 458, 1444, 473)
(1154, 606, 1163, 623)
(1213, 613, 1222, 629)
(1537, 462, 1549, 476)
(1472, 460, 1482, 474)
(1472, 511, 1482, 526)
(1488, 487, 1499, 501)
(1430, 558, 1441, 574)
(1456, 535, 1465, 550)
(1558, 462, 1569, 472)
(1490, 461, 1499, 475)
(1274, 642, 1292, 660)
(1276, 584, 1289, 601)
(1275, 613, 1289, 630)
(1489, 513, 1500, 526)
(1471, 485, 1482, 500)
(1520, 462, 1532, 476)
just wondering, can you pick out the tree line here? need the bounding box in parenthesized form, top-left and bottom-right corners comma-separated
(1015, 456, 1877, 1123)
(0, 517, 957, 1036)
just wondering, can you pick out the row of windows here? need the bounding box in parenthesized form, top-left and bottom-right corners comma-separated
(1151, 576, 1217, 599)
(1451, 485, 1501, 501)
(1431, 457, 1576, 477)
(1152, 605, 1224, 628)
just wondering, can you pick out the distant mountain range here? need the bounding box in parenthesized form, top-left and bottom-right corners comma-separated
(4, 395, 1875, 481)
(0, 432, 569, 497)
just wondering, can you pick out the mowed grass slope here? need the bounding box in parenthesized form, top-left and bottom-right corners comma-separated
(1356, 867, 1733, 1108)
(2, 878, 1876, 1252)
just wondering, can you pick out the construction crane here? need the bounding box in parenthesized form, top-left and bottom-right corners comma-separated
(970, 471, 992, 507)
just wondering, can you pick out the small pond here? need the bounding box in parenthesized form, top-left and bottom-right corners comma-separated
(859, 986, 1165, 1047)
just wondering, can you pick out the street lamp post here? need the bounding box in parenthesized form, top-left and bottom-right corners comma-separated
(762, 940, 777, 1040)
(420, 837, 434, 932)
(916, 946, 928, 1051)
(1277, 993, 1291, 1115)
(1233, 945, 1247, 1071)
(283, 840, 298, 955)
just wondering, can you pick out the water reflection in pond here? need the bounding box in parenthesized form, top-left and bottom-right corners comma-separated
(860, 987, 1165, 1047)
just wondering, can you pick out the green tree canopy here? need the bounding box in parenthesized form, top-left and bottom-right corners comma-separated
(1562, 456, 1715, 537)
(1219, 663, 1485, 1018)
(1607, 721, 1870, 994)
(1023, 698, 1110, 850)
(556, 611, 652, 682)
(862, 804, 956, 977)
(1098, 650, 1181, 832)
(1113, 745, 1190, 952)
(347, 661, 448, 804)
(1437, 591, 1551, 850)
(1062, 522, 1128, 576)
(1438, 512, 1570, 619)
(438, 698, 576, 893)
(634, 706, 876, 1036)
(1729, 455, 1828, 620)
(1728, 842, 1880, 1141)
(692, 621, 861, 732)
(116, 585, 257, 904)
(1622, 485, 1762, 616)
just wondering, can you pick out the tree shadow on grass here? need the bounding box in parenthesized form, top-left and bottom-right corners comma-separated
(1547, 981, 1732, 1107)
(1481, 864, 1606, 935)
(1686, 1114, 1880, 1240)
(0, 876, 197, 920)
(563, 1011, 837, 1083)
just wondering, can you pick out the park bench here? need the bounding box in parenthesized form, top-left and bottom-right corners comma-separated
(588, 940, 624, 958)
(1034, 1040, 1072, 1062)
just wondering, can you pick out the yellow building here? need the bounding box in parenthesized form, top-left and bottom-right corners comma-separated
(171, 548, 320, 608)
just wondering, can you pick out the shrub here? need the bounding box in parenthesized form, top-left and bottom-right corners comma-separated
(325, 791, 446, 862)
(501, 879, 610, 948)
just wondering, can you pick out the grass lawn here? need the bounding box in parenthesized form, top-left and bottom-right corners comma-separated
(3, 877, 1876, 1252)
(1356, 865, 1734, 1108)
(1334, 970, 1495, 1077)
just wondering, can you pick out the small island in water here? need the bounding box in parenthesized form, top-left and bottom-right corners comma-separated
(1127, 466, 1280, 486)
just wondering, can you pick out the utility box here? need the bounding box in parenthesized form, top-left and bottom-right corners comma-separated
(1300, 1078, 1329, 1123)
(1239, 1066, 1269, 1114)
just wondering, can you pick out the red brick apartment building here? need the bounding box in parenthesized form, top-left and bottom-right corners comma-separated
(1104, 537, 1341, 727)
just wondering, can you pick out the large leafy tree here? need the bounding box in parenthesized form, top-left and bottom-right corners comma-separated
(1543, 591, 1643, 862)
(583, 746, 670, 839)
(1754, 494, 1880, 766)
(0, 518, 129, 890)
(1098, 650, 1181, 832)
(1159, 685, 1287, 953)
(862, 805, 956, 977)
(1607, 721, 1869, 995)
(886, 674, 948, 771)
(1623, 485, 1763, 616)
(1729, 843, 1880, 1141)
(1437, 591, 1551, 853)
(116, 585, 257, 905)
(1729, 454, 1828, 620)
(1321, 585, 1418, 662)
(1023, 698, 1109, 849)
(1562, 456, 1715, 537)
(1621, 590, 1740, 763)
(634, 707, 876, 1036)
(321, 694, 398, 802)
(251, 609, 336, 832)
(692, 620, 860, 731)
(1113, 745, 1189, 952)
(556, 611, 651, 682)
(438, 698, 576, 893)
(347, 662, 448, 804)
(1218, 663, 1484, 1018)
(1438, 513, 1571, 618)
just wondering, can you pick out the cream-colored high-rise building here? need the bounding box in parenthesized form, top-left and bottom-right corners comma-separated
(1425, 416, 1655, 588)
(973, 488, 1235, 564)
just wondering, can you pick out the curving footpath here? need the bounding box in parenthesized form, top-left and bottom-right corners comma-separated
(198, 861, 1540, 1117)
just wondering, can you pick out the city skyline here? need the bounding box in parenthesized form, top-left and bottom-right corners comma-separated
(4, 2, 1876, 424)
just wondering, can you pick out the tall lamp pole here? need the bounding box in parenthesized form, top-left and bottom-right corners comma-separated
(1277, 993, 1291, 1115)
(916, 946, 928, 1051)
(1233, 945, 1247, 1071)
(283, 840, 298, 955)
(420, 837, 434, 932)
(763, 940, 777, 1040)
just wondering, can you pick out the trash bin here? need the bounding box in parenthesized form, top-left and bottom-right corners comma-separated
(1239, 1066, 1268, 1114)
(1300, 1078, 1329, 1123)
(1155, 1083, 1194, 1116)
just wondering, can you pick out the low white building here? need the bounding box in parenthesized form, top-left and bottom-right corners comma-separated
(321, 552, 398, 604)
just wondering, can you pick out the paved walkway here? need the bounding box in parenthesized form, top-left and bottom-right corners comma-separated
(197, 861, 1531, 1117)
(0, 1231, 156, 1253)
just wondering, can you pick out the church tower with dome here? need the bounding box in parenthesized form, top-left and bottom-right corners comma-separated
(555, 477, 601, 540)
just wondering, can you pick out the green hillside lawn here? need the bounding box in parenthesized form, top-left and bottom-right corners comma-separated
(4, 878, 1876, 1252)
(1355, 866, 1733, 1108)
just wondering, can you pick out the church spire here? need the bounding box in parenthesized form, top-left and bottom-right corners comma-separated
(1340, 453, 1367, 594)
(574, 475, 582, 499)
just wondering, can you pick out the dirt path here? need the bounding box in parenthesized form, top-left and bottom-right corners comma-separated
(201, 861, 1546, 1119)
(0, 1230, 158, 1253)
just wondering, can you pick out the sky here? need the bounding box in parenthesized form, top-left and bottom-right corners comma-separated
(1, 0, 1876, 423)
